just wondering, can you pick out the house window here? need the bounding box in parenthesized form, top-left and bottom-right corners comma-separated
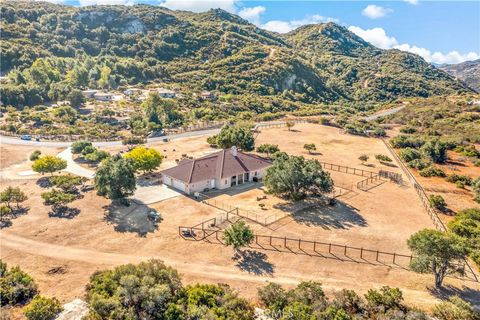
(225, 180, 227, 185)
(254, 171, 258, 176)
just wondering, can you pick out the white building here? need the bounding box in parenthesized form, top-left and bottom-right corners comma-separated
(156, 88, 176, 98)
(161, 147, 271, 195)
(93, 92, 114, 101)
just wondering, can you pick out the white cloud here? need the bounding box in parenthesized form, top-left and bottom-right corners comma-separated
(348, 26, 397, 49)
(349, 25, 479, 64)
(404, 0, 419, 5)
(160, 0, 238, 13)
(261, 14, 339, 33)
(362, 5, 393, 19)
(238, 6, 265, 25)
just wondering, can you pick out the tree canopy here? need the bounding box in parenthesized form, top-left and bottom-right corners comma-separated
(94, 154, 136, 200)
(124, 146, 163, 173)
(264, 154, 334, 201)
(31, 156, 67, 175)
(407, 229, 468, 288)
(213, 124, 255, 151)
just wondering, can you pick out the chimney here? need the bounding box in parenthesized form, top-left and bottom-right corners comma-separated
(230, 146, 237, 157)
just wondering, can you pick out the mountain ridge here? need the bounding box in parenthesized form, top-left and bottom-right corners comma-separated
(0, 1, 473, 109)
(440, 59, 480, 92)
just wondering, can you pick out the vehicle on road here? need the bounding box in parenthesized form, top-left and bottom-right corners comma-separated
(20, 135, 32, 141)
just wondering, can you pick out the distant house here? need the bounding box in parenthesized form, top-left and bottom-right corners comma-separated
(123, 88, 143, 96)
(200, 91, 214, 99)
(82, 89, 99, 99)
(156, 88, 176, 98)
(161, 147, 271, 195)
(94, 92, 114, 101)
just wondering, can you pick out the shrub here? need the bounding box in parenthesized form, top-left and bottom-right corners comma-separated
(400, 126, 416, 134)
(473, 178, 480, 203)
(421, 140, 448, 163)
(358, 154, 369, 162)
(408, 159, 431, 170)
(81, 145, 96, 156)
(29, 150, 41, 161)
(433, 296, 479, 320)
(71, 140, 92, 154)
(122, 135, 146, 146)
(429, 195, 447, 211)
(455, 145, 480, 158)
(419, 166, 446, 177)
(456, 181, 465, 189)
(446, 174, 473, 186)
(23, 296, 62, 320)
(0, 261, 38, 306)
(374, 154, 392, 162)
(84, 150, 110, 163)
(399, 148, 421, 163)
(390, 135, 425, 149)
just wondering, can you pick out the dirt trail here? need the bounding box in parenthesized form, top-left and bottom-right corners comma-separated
(0, 232, 300, 286)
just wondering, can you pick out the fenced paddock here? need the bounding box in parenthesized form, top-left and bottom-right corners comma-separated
(200, 195, 291, 227)
(179, 226, 412, 268)
(178, 226, 479, 281)
(382, 139, 479, 282)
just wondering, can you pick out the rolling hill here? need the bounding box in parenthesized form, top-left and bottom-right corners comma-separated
(440, 59, 480, 92)
(0, 1, 473, 109)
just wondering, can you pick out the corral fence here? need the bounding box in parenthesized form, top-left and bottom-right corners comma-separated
(163, 121, 225, 136)
(199, 194, 285, 227)
(178, 226, 478, 280)
(319, 161, 377, 178)
(179, 226, 414, 267)
(382, 139, 479, 282)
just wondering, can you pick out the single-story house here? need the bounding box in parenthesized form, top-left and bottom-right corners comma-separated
(94, 92, 114, 101)
(161, 147, 271, 195)
(82, 89, 99, 99)
(156, 88, 176, 98)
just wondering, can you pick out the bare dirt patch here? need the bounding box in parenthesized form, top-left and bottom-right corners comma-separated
(1, 125, 478, 310)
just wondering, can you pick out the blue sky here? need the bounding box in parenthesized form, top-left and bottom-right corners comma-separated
(50, 0, 480, 64)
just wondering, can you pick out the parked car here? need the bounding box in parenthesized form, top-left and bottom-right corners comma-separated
(20, 135, 32, 141)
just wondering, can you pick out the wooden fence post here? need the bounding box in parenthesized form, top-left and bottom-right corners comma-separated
(393, 253, 396, 264)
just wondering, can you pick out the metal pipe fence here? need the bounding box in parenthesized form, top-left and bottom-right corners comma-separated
(381, 139, 478, 282)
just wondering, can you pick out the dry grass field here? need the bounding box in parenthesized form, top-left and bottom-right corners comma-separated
(1, 124, 479, 314)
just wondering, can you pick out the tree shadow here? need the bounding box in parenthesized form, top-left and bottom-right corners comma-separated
(48, 207, 80, 219)
(234, 249, 274, 276)
(0, 207, 30, 229)
(290, 201, 367, 230)
(428, 285, 480, 306)
(36, 177, 52, 188)
(379, 161, 398, 168)
(103, 201, 161, 237)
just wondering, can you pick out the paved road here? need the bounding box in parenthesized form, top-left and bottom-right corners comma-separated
(363, 106, 406, 121)
(0, 128, 221, 147)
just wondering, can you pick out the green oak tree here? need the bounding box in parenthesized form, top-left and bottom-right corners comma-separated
(407, 229, 468, 288)
(94, 154, 136, 201)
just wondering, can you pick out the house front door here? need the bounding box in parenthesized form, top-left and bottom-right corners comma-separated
(244, 172, 250, 182)
(238, 174, 244, 184)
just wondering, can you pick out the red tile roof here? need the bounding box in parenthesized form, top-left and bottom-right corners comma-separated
(161, 149, 271, 184)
